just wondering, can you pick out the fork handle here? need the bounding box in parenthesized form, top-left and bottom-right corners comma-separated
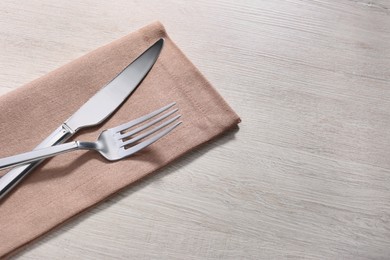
(0, 142, 83, 170)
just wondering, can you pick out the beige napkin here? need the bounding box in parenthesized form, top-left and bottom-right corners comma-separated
(0, 22, 240, 258)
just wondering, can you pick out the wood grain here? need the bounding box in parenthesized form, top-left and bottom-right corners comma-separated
(1, 0, 390, 259)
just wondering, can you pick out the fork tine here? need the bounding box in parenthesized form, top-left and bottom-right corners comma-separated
(121, 114, 181, 147)
(123, 121, 182, 156)
(118, 108, 179, 140)
(110, 102, 176, 133)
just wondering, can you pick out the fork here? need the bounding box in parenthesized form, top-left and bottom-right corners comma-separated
(0, 103, 181, 170)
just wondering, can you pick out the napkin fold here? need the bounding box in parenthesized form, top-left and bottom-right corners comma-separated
(0, 22, 240, 258)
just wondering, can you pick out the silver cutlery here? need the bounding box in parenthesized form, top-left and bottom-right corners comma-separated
(0, 38, 164, 199)
(0, 103, 181, 170)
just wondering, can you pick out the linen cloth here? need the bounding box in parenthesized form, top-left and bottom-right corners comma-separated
(0, 22, 240, 258)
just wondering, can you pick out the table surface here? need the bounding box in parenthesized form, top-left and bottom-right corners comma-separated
(1, 0, 390, 259)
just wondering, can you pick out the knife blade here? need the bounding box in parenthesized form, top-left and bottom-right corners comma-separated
(0, 38, 164, 200)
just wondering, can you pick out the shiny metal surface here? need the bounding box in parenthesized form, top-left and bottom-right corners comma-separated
(0, 103, 181, 169)
(0, 39, 164, 200)
(65, 38, 164, 132)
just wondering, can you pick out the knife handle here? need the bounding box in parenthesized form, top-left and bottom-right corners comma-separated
(0, 124, 73, 200)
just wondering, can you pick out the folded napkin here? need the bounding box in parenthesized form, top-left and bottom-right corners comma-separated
(0, 22, 240, 258)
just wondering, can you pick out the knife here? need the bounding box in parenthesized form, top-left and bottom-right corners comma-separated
(0, 38, 164, 200)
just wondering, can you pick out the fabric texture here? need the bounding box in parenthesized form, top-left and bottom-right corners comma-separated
(0, 22, 240, 258)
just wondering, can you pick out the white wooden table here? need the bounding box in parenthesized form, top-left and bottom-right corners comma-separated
(1, 1, 390, 259)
